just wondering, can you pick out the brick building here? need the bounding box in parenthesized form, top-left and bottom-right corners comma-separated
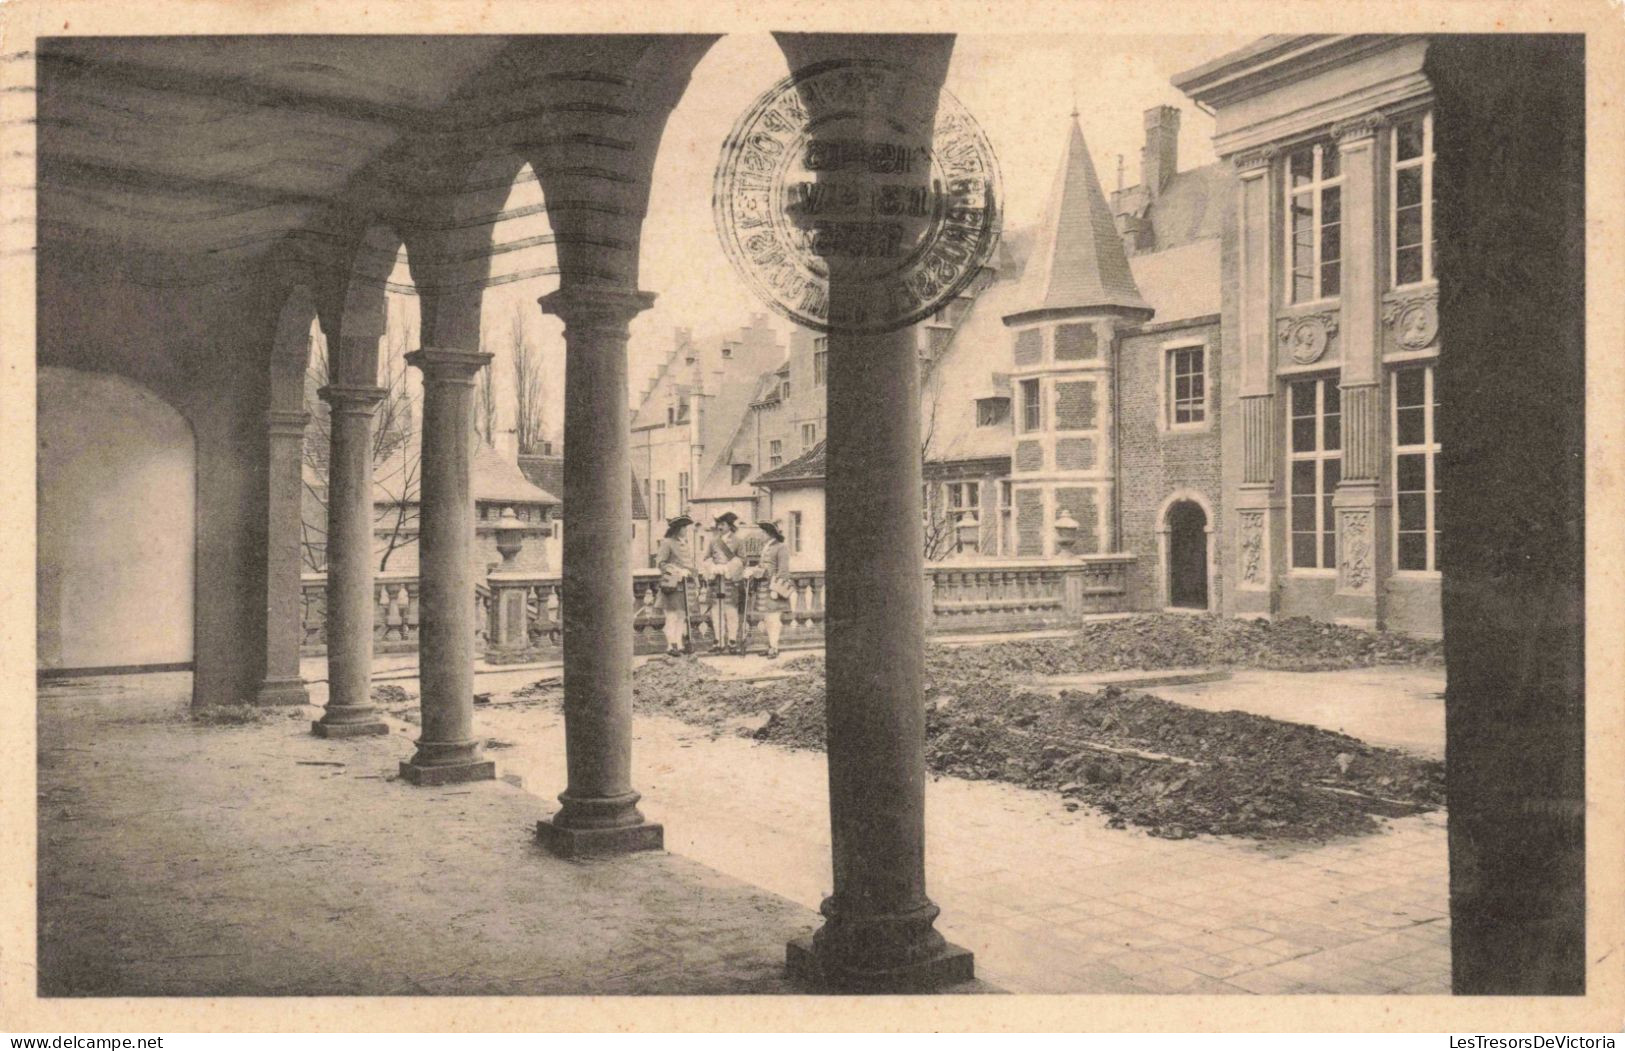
(746, 106, 1228, 612)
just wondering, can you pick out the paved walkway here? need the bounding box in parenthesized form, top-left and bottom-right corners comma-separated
(36, 674, 836, 996)
(41, 659, 1449, 997)
(468, 660, 1451, 995)
(1149, 667, 1446, 759)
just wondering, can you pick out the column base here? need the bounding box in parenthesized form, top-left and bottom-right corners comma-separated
(256, 677, 309, 707)
(786, 935, 975, 993)
(399, 758, 497, 786)
(535, 818, 664, 858)
(312, 717, 389, 738)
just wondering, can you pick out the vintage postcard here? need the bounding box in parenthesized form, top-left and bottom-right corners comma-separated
(1, 0, 1620, 1034)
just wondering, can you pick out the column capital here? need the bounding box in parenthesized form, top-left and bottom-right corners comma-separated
(317, 384, 387, 414)
(539, 286, 657, 332)
(405, 347, 493, 380)
(1332, 113, 1387, 146)
(1234, 146, 1276, 177)
(265, 409, 310, 436)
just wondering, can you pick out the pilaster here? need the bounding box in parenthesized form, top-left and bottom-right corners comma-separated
(1330, 114, 1388, 628)
(258, 408, 311, 707)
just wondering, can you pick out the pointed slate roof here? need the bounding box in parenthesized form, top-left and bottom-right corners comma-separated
(1006, 115, 1150, 321)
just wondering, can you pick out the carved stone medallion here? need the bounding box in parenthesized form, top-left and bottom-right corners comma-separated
(1277, 312, 1338, 365)
(1384, 292, 1439, 350)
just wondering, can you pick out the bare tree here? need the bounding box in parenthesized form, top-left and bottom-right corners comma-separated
(919, 351, 959, 562)
(300, 298, 423, 573)
(509, 299, 547, 454)
(475, 357, 497, 446)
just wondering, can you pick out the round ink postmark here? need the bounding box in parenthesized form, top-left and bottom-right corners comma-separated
(713, 60, 1002, 335)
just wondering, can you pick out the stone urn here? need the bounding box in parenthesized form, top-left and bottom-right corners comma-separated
(494, 507, 526, 567)
(1053, 508, 1079, 556)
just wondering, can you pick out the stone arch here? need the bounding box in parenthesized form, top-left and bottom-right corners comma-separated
(321, 222, 407, 387)
(1155, 489, 1215, 611)
(269, 283, 320, 414)
(37, 367, 196, 671)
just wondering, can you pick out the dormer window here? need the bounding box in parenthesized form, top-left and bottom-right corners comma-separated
(731, 463, 750, 485)
(976, 396, 1011, 427)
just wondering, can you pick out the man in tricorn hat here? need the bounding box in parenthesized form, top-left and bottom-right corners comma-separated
(655, 513, 698, 656)
(747, 519, 792, 659)
(703, 512, 747, 654)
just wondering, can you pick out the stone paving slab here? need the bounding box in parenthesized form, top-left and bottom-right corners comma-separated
(473, 681, 1450, 996)
(36, 673, 876, 997)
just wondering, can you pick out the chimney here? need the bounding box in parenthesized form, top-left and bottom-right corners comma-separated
(1141, 105, 1180, 198)
(495, 427, 519, 462)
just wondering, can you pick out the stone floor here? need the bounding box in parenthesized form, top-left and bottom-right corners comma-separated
(36, 674, 830, 996)
(38, 657, 1449, 998)
(473, 660, 1451, 995)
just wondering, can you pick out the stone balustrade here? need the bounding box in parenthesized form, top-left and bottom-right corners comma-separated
(297, 554, 1136, 658)
(300, 572, 490, 656)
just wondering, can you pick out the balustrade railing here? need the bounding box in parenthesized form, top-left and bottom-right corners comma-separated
(300, 572, 492, 657)
(298, 554, 1135, 659)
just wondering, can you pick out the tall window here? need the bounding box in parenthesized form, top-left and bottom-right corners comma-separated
(768, 440, 782, 468)
(790, 510, 804, 554)
(1288, 378, 1342, 569)
(1020, 379, 1042, 432)
(1393, 366, 1440, 571)
(1285, 142, 1342, 303)
(1392, 111, 1436, 288)
(678, 471, 689, 511)
(945, 482, 980, 555)
(813, 343, 828, 387)
(654, 479, 667, 522)
(1169, 346, 1206, 426)
(998, 481, 1013, 555)
(801, 422, 817, 448)
(781, 379, 792, 400)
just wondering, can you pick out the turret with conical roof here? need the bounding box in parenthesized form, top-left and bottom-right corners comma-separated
(1005, 114, 1152, 324)
(999, 114, 1152, 560)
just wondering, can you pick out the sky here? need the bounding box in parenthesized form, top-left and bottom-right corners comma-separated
(384, 33, 1256, 444)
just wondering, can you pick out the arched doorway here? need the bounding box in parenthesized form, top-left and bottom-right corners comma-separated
(1166, 499, 1210, 610)
(37, 367, 196, 671)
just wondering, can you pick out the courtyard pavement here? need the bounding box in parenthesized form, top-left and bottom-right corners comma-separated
(35, 674, 834, 996)
(38, 654, 1449, 998)
(472, 659, 1451, 995)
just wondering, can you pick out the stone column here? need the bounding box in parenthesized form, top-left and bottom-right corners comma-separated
(312, 385, 389, 737)
(257, 408, 311, 706)
(1330, 115, 1388, 628)
(399, 347, 497, 785)
(534, 286, 664, 856)
(1232, 147, 1278, 615)
(773, 32, 972, 992)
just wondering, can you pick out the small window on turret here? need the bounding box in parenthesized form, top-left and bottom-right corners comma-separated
(976, 397, 1011, 427)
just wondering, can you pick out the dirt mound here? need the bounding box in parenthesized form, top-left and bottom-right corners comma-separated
(516, 616, 1445, 842)
(926, 614, 1443, 679)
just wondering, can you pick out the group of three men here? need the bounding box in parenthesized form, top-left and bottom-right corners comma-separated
(655, 511, 793, 659)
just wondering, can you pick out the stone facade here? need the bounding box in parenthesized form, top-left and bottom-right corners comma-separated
(1177, 35, 1443, 636)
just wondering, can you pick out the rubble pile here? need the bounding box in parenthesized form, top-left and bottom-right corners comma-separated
(515, 615, 1445, 841)
(927, 613, 1444, 679)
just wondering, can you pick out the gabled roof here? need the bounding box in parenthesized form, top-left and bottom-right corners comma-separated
(753, 439, 826, 488)
(518, 453, 649, 520)
(1006, 116, 1150, 321)
(472, 443, 558, 504)
(372, 441, 556, 507)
